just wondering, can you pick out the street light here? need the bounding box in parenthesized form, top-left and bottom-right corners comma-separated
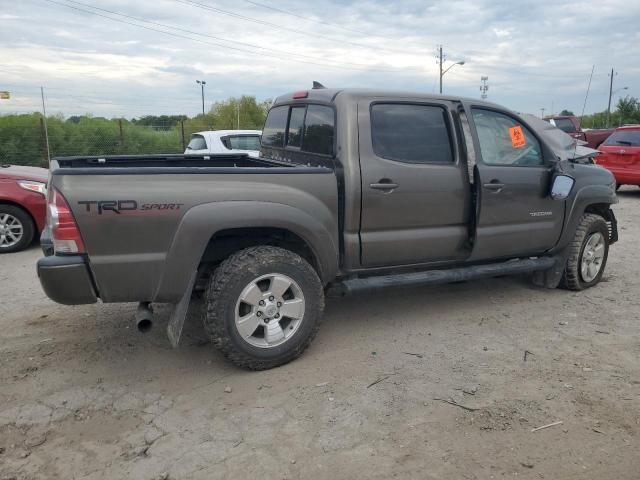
(196, 80, 206, 116)
(440, 61, 465, 94)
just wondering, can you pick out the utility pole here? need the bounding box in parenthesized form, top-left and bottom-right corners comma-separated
(480, 76, 489, 100)
(438, 45, 443, 94)
(540, 107, 546, 118)
(436, 45, 464, 94)
(606, 68, 616, 128)
(40, 87, 51, 164)
(196, 80, 206, 116)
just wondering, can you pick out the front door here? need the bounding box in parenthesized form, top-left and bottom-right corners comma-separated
(468, 107, 564, 260)
(358, 100, 470, 268)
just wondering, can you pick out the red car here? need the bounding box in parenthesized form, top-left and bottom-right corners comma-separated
(0, 165, 48, 253)
(597, 125, 640, 188)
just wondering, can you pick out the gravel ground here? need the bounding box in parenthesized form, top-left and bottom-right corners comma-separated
(1, 188, 639, 480)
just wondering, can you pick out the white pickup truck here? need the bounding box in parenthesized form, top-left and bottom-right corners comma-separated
(185, 130, 261, 157)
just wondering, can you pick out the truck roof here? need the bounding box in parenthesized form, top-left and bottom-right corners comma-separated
(273, 88, 505, 110)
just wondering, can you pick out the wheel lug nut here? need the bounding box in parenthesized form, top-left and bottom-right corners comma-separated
(259, 300, 265, 306)
(277, 302, 282, 307)
(264, 318, 270, 323)
(256, 311, 262, 317)
(269, 296, 274, 301)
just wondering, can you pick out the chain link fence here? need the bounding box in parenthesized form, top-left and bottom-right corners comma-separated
(0, 115, 213, 167)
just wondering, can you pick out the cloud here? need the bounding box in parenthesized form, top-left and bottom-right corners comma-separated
(0, 0, 638, 118)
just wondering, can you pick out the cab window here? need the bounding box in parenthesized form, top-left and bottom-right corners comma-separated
(261, 104, 335, 156)
(472, 109, 544, 166)
(261, 106, 288, 147)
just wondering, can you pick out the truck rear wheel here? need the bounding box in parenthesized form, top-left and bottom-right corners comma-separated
(203, 246, 324, 370)
(561, 213, 609, 291)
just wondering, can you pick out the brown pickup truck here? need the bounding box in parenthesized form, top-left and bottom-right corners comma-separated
(37, 88, 619, 370)
(544, 115, 614, 148)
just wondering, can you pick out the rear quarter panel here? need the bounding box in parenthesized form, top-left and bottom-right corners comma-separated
(52, 171, 339, 302)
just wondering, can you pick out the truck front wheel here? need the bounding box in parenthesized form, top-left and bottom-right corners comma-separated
(203, 246, 324, 370)
(561, 214, 610, 290)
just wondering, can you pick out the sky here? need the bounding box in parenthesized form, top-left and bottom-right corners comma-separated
(1, 0, 639, 119)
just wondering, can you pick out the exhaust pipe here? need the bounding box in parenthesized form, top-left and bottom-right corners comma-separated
(136, 302, 154, 332)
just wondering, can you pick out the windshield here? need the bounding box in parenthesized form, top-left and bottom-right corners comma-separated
(603, 130, 640, 146)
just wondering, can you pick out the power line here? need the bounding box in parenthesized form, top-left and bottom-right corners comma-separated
(242, 0, 393, 39)
(174, 0, 412, 55)
(60, 0, 393, 69)
(44, 0, 417, 74)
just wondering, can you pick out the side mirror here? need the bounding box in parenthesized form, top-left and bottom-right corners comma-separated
(551, 174, 575, 200)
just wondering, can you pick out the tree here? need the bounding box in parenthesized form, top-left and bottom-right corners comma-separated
(616, 96, 640, 125)
(209, 96, 267, 130)
(131, 115, 188, 128)
(559, 109, 574, 116)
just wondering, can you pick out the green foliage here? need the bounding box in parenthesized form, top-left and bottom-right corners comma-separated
(559, 109, 574, 116)
(0, 96, 269, 166)
(580, 95, 640, 129)
(131, 115, 189, 128)
(209, 96, 267, 130)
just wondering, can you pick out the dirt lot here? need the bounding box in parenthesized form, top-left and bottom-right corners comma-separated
(1, 189, 639, 480)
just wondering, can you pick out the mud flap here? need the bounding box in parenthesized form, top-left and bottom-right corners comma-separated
(167, 270, 198, 348)
(531, 253, 568, 289)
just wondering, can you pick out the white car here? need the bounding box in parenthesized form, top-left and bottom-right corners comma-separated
(185, 130, 262, 157)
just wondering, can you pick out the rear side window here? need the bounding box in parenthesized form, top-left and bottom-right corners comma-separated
(222, 135, 261, 151)
(187, 134, 207, 150)
(603, 130, 640, 146)
(261, 104, 335, 156)
(370, 104, 453, 164)
(261, 106, 288, 147)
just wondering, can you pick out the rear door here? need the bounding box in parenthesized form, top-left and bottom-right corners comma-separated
(468, 107, 563, 260)
(358, 99, 470, 267)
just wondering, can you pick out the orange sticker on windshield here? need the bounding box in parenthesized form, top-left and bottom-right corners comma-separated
(509, 125, 526, 148)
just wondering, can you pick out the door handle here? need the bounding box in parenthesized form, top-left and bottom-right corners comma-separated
(370, 180, 399, 191)
(483, 181, 505, 192)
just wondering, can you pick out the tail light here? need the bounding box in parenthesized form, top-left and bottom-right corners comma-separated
(48, 187, 86, 254)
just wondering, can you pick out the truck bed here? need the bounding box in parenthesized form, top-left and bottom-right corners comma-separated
(48, 153, 340, 303)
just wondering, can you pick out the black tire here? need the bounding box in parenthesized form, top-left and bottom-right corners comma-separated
(0, 205, 35, 253)
(560, 213, 609, 291)
(204, 246, 324, 370)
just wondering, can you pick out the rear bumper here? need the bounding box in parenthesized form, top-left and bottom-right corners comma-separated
(37, 255, 98, 305)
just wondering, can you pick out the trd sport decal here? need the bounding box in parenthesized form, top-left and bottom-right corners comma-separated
(78, 201, 183, 214)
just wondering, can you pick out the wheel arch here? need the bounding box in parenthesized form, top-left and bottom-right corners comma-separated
(552, 184, 617, 252)
(0, 199, 37, 229)
(153, 201, 339, 302)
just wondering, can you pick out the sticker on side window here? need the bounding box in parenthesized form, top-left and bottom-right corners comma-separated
(509, 125, 526, 148)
